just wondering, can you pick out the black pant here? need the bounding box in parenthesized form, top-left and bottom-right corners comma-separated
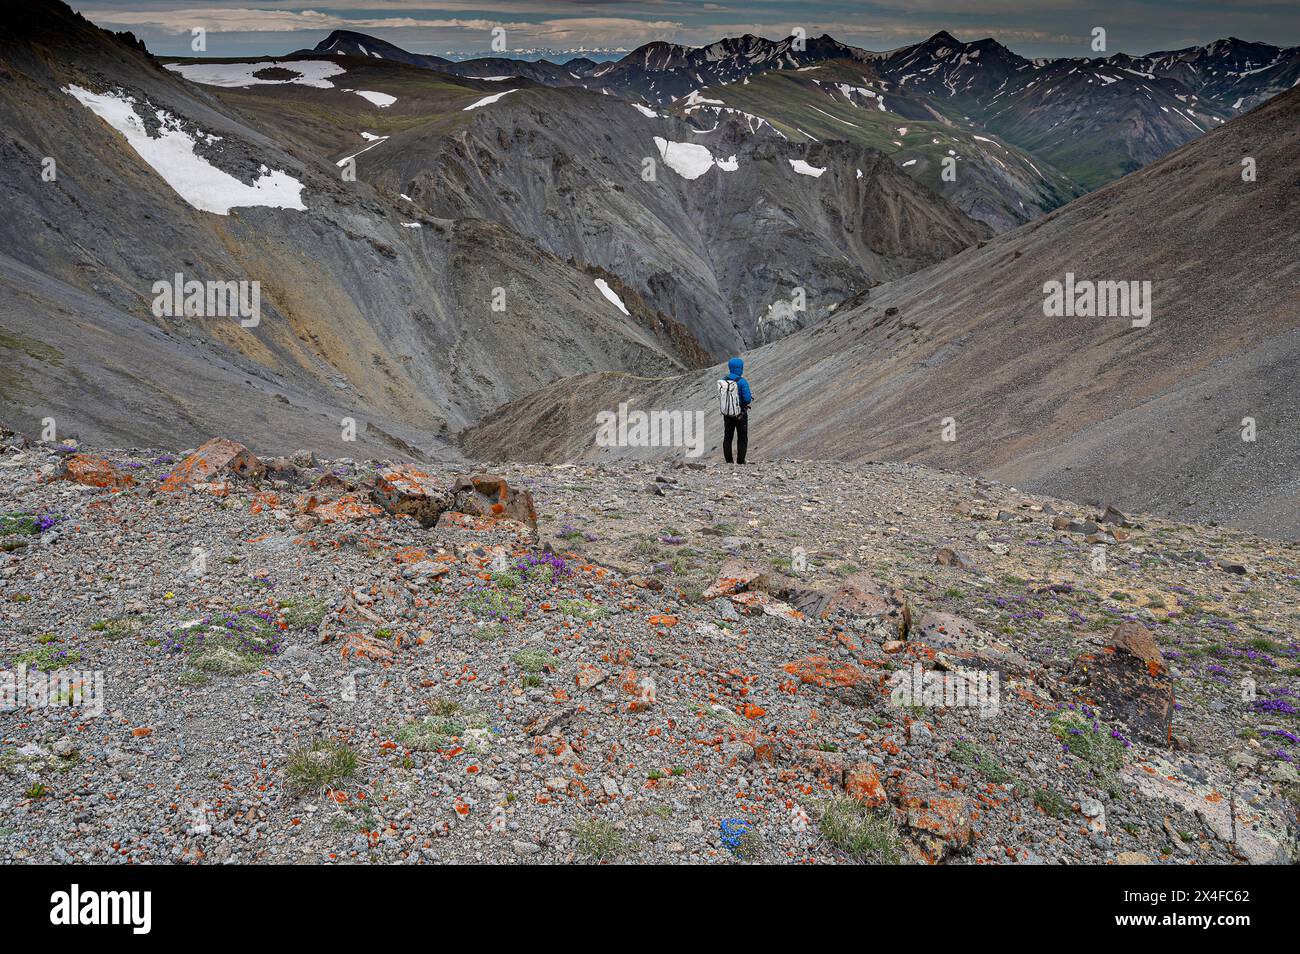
(723, 411, 748, 464)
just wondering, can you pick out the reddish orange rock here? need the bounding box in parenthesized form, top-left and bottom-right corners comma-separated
(50, 453, 135, 491)
(374, 465, 453, 527)
(702, 559, 769, 600)
(393, 547, 430, 564)
(311, 494, 383, 524)
(338, 633, 394, 663)
(782, 656, 873, 706)
(161, 438, 263, 492)
(574, 663, 608, 690)
(886, 770, 976, 863)
(844, 763, 887, 807)
(449, 474, 538, 529)
(249, 491, 281, 514)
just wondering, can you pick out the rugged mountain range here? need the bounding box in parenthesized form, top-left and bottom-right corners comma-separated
(161, 51, 987, 356)
(866, 30, 1245, 189)
(464, 85, 1300, 538)
(313, 26, 1299, 206)
(0, 0, 982, 454)
(574, 33, 869, 103)
(351, 89, 986, 352)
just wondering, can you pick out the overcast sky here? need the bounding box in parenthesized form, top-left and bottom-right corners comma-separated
(74, 1, 1300, 59)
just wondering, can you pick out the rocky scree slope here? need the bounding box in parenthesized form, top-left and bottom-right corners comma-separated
(1, 432, 1296, 864)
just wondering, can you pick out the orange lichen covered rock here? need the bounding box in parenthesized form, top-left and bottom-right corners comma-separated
(844, 763, 887, 807)
(161, 438, 263, 491)
(311, 494, 383, 524)
(886, 770, 976, 863)
(574, 662, 608, 690)
(338, 633, 394, 663)
(373, 465, 453, 527)
(781, 656, 873, 706)
(729, 590, 804, 622)
(1068, 621, 1174, 746)
(702, 559, 769, 600)
(449, 474, 537, 528)
(50, 453, 135, 491)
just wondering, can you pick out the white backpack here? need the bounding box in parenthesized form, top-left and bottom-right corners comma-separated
(717, 378, 741, 418)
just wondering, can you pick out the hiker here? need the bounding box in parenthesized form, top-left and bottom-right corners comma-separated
(717, 356, 752, 464)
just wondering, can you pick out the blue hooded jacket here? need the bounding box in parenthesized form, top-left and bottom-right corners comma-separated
(725, 357, 752, 408)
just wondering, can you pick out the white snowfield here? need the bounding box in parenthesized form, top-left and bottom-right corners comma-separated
(165, 60, 345, 89)
(788, 158, 826, 177)
(594, 278, 629, 315)
(64, 85, 306, 215)
(652, 137, 738, 178)
(164, 60, 397, 108)
(631, 103, 662, 118)
(463, 89, 517, 110)
(353, 90, 396, 108)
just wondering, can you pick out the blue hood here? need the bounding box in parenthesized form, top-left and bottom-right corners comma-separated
(727, 357, 744, 377)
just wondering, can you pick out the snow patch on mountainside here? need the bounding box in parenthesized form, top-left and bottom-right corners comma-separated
(336, 132, 389, 165)
(788, 158, 826, 177)
(681, 90, 724, 107)
(165, 60, 397, 108)
(165, 60, 346, 89)
(353, 90, 396, 107)
(594, 279, 629, 315)
(463, 89, 518, 110)
(653, 137, 717, 179)
(64, 85, 306, 215)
